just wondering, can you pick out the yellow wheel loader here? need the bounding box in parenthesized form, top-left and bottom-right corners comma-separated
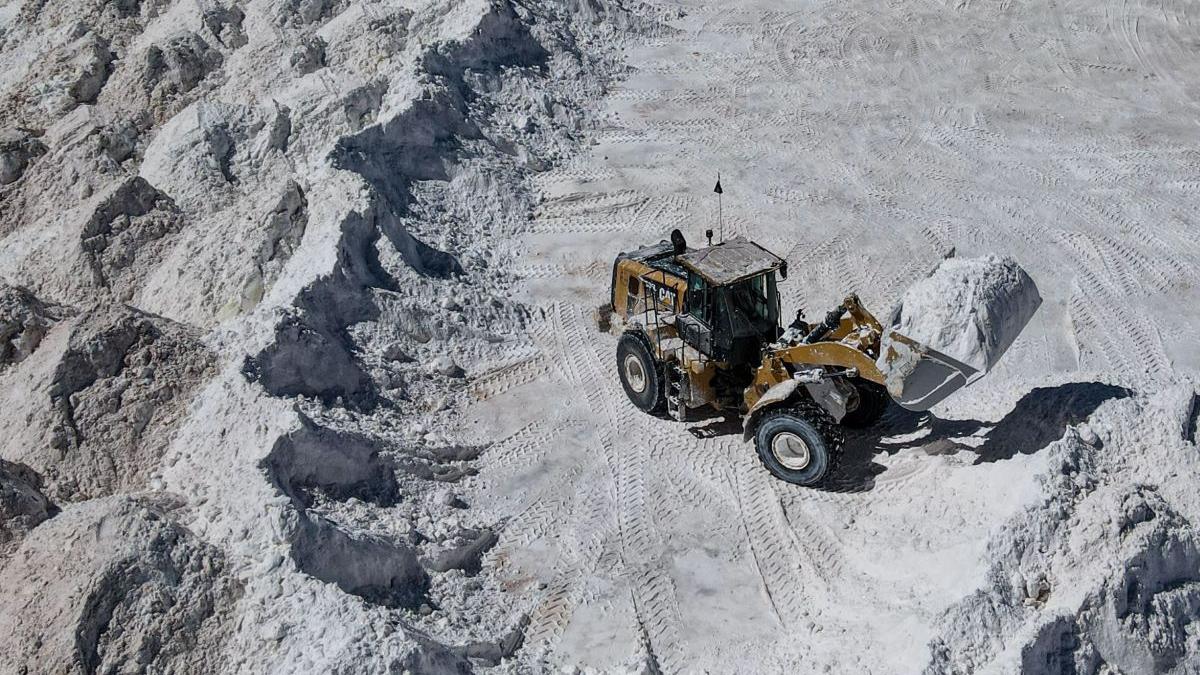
(605, 230, 1035, 486)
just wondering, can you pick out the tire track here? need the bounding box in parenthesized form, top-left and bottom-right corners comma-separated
(469, 353, 551, 401)
(558, 303, 689, 673)
(477, 419, 556, 474)
(728, 446, 816, 632)
(1061, 233, 1172, 377)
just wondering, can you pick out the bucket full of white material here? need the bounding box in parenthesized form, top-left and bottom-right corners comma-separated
(876, 255, 1042, 411)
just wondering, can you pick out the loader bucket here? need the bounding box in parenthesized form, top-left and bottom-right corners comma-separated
(877, 331, 979, 411)
(879, 255, 1042, 411)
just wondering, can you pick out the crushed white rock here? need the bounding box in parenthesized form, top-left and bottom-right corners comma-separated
(892, 255, 1042, 374)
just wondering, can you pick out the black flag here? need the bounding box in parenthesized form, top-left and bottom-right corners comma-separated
(713, 174, 723, 194)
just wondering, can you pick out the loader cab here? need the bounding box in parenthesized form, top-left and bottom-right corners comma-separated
(676, 238, 786, 365)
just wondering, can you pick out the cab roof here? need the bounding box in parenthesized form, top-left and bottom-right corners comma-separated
(677, 237, 785, 286)
(620, 240, 689, 278)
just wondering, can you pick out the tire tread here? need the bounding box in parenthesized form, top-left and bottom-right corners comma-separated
(617, 331, 666, 415)
(755, 401, 844, 485)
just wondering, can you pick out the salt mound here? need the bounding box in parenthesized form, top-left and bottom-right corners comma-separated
(892, 255, 1042, 374)
(0, 459, 55, 555)
(30, 305, 215, 501)
(0, 496, 240, 673)
(0, 284, 69, 370)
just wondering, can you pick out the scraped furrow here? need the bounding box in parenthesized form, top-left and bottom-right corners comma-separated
(535, 190, 653, 236)
(535, 190, 648, 218)
(529, 165, 620, 190)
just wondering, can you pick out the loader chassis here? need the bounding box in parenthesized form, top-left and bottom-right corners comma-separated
(607, 232, 1032, 487)
(607, 235, 896, 487)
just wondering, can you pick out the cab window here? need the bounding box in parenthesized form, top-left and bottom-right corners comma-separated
(729, 273, 778, 325)
(687, 273, 711, 325)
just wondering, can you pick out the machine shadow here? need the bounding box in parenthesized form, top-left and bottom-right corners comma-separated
(686, 411, 743, 438)
(826, 381, 1132, 493)
(679, 381, 1131, 493)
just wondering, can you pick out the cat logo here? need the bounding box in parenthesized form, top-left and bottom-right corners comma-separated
(644, 279, 677, 309)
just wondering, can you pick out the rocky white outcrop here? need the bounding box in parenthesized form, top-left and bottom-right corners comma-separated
(0, 496, 240, 673)
(0, 0, 642, 670)
(927, 387, 1200, 674)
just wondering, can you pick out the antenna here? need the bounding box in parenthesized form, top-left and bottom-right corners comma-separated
(713, 172, 724, 243)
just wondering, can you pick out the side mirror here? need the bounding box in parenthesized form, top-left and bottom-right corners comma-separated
(779, 261, 788, 280)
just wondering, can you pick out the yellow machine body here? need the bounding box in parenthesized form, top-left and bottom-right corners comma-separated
(606, 236, 986, 421)
(605, 232, 1037, 486)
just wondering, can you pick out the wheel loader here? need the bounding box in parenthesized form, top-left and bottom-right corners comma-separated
(604, 230, 1035, 486)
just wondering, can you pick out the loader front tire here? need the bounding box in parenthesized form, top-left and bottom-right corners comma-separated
(617, 332, 665, 415)
(753, 404, 843, 486)
(841, 379, 889, 429)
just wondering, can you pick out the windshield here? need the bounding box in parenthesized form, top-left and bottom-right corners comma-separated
(728, 273, 778, 326)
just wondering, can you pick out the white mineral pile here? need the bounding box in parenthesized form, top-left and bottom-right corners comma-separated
(876, 255, 1042, 409)
(0, 496, 241, 674)
(0, 0, 649, 671)
(893, 255, 1043, 374)
(927, 386, 1200, 674)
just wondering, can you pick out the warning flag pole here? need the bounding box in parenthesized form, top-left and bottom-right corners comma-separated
(714, 172, 724, 243)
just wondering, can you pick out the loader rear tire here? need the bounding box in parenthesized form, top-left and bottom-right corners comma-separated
(753, 403, 844, 486)
(841, 379, 889, 429)
(617, 332, 666, 415)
